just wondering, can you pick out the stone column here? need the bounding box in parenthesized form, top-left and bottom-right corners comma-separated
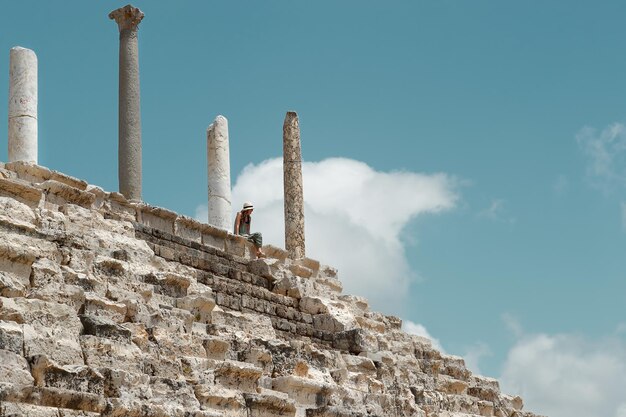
(8, 47, 37, 164)
(283, 111, 305, 259)
(207, 115, 232, 231)
(109, 5, 144, 201)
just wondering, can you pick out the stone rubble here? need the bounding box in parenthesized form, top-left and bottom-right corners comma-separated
(0, 161, 545, 417)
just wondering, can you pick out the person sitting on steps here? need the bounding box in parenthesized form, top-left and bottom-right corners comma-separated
(234, 202, 265, 259)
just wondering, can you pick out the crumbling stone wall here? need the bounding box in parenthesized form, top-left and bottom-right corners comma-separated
(0, 161, 543, 417)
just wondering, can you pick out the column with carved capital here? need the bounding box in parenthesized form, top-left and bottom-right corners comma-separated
(109, 4, 144, 201)
(283, 111, 306, 259)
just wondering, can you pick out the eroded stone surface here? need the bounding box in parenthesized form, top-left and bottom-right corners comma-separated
(0, 163, 543, 417)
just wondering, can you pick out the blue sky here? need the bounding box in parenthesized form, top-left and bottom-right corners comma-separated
(2, 2, 626, 416)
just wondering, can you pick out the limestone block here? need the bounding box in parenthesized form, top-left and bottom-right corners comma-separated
(38, 180, 95, 208)
(240, 346, 273, 373)
(0, 402, 61, 417)
(0, 321, 23, 355)
(209, 310, 276, 341)
(0, 297, 83, 366)
(436, 375, 468, 395)
(36, 208, 66, 239)
(142, 272, 191, 298)
(501, 394, 524, 411)
(30, 257, 61, 288)
(103, 196, 137, 223)
(83, 292, 128, 323)
(203, 336, 231, 360)
(341, 354, 376, 375)
(224, 235, 245, 257)
(288, 262, 312, 278)
(0, 177, 43, 208)
(331, 329, 368, 354)
(263, 245, 288, 262)
(86, 184, 106, 209)
(0, 196, 36, 231)
(0, 350, 34, 386)
(177, 294, 216, 324)
(355, 316, 386, 334)
(441, 354, 471, 381)
(272, 375, 330, 407)
(137, 205, 177, 234)
(174, 215, 202, 243)
(151, 327, 206, 359)
(4, 162, 87, 190)
(80, 335, 143, 374)
(478, 400, 494, 416)
(248, 258, 278, 280)
(58, 410, 102, 417)
(0, 385, 106, 413)
(313, 276, 343, 296)
(148, 377, 201, 414)
(80, 315, 132, 343)
(0, 229, 60, 265)
(29, 355, 104, 395)
(243, 392, 297, 417)
(272, 276, 312, 300)
(299, 297, 329, 315)
(305, 405, 368, 417)
(468, 376, 500, 402)
(193, 385, 246, 415)
(202, 228, 227, 251)
(214, 360, 263, 393)
(338, 295, 369, 314)
(0, 257, 31, 297)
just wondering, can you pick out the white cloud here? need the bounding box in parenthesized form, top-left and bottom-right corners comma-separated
(197, 157, 459, 314)
(500, 330, 626, 417)
(577, 123, 626, 191)
(402, 320, 444, 352)
(501, 313, 524, 339)
(478, 199, 516, 224)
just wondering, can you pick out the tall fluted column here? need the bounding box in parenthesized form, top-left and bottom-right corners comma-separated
(8, 47, 37, 164)
(283, 111, 305, 259)
(109, 5, 144, 201)
(207, 115, 232, 231)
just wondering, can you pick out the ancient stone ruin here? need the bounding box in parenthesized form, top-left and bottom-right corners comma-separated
(0, 5, 544, 417)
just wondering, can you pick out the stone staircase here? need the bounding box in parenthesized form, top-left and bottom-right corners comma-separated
(0, 161, 543, 417)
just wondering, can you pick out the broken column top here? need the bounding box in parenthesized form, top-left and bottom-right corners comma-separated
(109, 4, 144, 31)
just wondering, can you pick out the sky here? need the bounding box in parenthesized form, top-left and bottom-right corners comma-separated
(2, 2, 626, 416)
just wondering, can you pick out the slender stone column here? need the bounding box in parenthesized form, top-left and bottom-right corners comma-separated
(207, 115, 232, 231)
(109, 5, 144, 201)
(283, 111, 305, 259)
(8, 47, 38, 164)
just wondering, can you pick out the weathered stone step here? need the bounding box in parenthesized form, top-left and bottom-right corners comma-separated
(244, 392, 297, 417)
(0, 384, 105, 414)
(193, 385, 247, 416)
(214, 360, 263, 393)
(272, 375, 331, 407)
(0, 401, 99, 417)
